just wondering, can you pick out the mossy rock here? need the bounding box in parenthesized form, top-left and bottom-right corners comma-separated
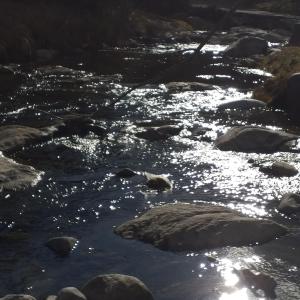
(253, 47, 300, 103)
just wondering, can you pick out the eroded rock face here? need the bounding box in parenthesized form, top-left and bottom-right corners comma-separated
(0, 156, 42, 190)
(215, 126, 298, 153)
(224, 36, 268, 57)
(46, 236, 78, 256)
(278, 193, 300, 215)
(81, 274, 153, 300)
(114, 203, 287, 251)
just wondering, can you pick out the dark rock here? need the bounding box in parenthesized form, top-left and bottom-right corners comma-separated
(135, 119, 178, 127)
(215, 126, 298, 153)
(145, 173, 172, 190)
(115, 203, 288, 251)
(0, 66, 22, 92)
(224, 36, 268, 57)
(289, 22, 300, 46)
(278, 193, 300, 215)
(136, 125, 182, 141)
(259, 161, 298, 177)
(0, 156, 41, 191)
(36, 66, 80, 76)
(217, 99, 266, 111)
(164, 82, 214, 93)
(46, 236, 78, 256)
(116, 168, 137, 178)
(81, 274, 153, 300)
(57, 287, 86, 300)
(234, 269, 277, 299)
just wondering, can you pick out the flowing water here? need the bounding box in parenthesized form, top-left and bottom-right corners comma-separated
(1, 31, 300, 300)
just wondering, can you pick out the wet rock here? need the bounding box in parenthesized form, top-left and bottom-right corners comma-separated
(0, 295, 36, 300)
(217, 99, 266, 111)
(145, 173, 172, 190)
(135, 119, 178, 127)
(136, 125, 182, 141)
(289, 22, 300, 46)
(224, 36, 268, 58)
(278, 193, 300, 215)
(116, 168, 137, 178)
(259, 161, 298, 177)
(36, 65, 80, 76)
(46, 236, 78, 256)
(45, 296, 57, 300)
(215, 126, 298, 153)
(115, 203, 287, 251)
(57, 287, 86, 300)
(81, 274, 153, 300)
(0, 156, 41, 191)
(234, 269, 277, 299)
(164, 82, 214, 93)
(0, 66, 22, 92)
(0, 125, 56, 152)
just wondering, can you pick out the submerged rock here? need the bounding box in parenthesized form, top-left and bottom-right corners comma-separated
(81, 274, 153, 300)
(0, 156, 41, 190)
(259, 161, 298, 177)
(114, 203, 287, 251)
(278, 193, 300, 215)
(46, 236, 78, 256)
(136, 125, 182, 141)
(164, 82, 214, 93)
(217, 99, 266, 111)
(145, 173, 172, 190)
(215, 126, 298, 153)
(116, 168, 137, 178)
(224, 36, 268, 57)
(57, 287, 86, 300)
(234, 269, 277, 299)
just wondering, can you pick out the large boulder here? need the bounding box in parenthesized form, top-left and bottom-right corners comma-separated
(259, 161, 298, 177)
(224, 36, 268, 57)
(215, 126, 298, 153)
(0, 156, 41, 190)
(114, 203, 287, 251)
(278, 193, 300, 215)
(81, 274, 153, 300)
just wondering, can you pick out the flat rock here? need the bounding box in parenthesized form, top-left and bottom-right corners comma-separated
(259, 161, 298, 177)
(57, 287, 86, 300)
(46, 236, 78, 256)
(224, 36, 268, 57)
(217, 99, 266, 111)
(278, 193, 300, 215)
(215, 126, 298, 153)
(164, 82, 214, 93)
(0, 156, 41, 190)
(114, 203, 287, 251)
(81, 274, 153, 300)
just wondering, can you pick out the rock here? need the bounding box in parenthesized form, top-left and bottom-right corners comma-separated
(81, 274, 153, 300)
(0, 156, 42, 191)
(217, 99, 266, 111)
(36, 49, 58, 62)
(164, 82, 214, 93)
(57, 287, 86, 300)
(224, 36, 268, 57)
(46, 236, 78, 256)
(259, 161, 298, 177)
(234, 269, 277, 299)
(0, 125, 56, 152)
(0, 66, 22, 92)
(0, 295, 36, 300)
(116, 168, 137, 178)
(145, 173, 172, 190)
(136, 125, 182, 141)
(135, 119, 178, 127)
(289, 22, 300, 46)
(114, 203, 287, 251)
(278, 193, 300, 215)
(46, 296, 57, 300)
(36, 66, 80, 76)
(215, 126, 298, 153)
